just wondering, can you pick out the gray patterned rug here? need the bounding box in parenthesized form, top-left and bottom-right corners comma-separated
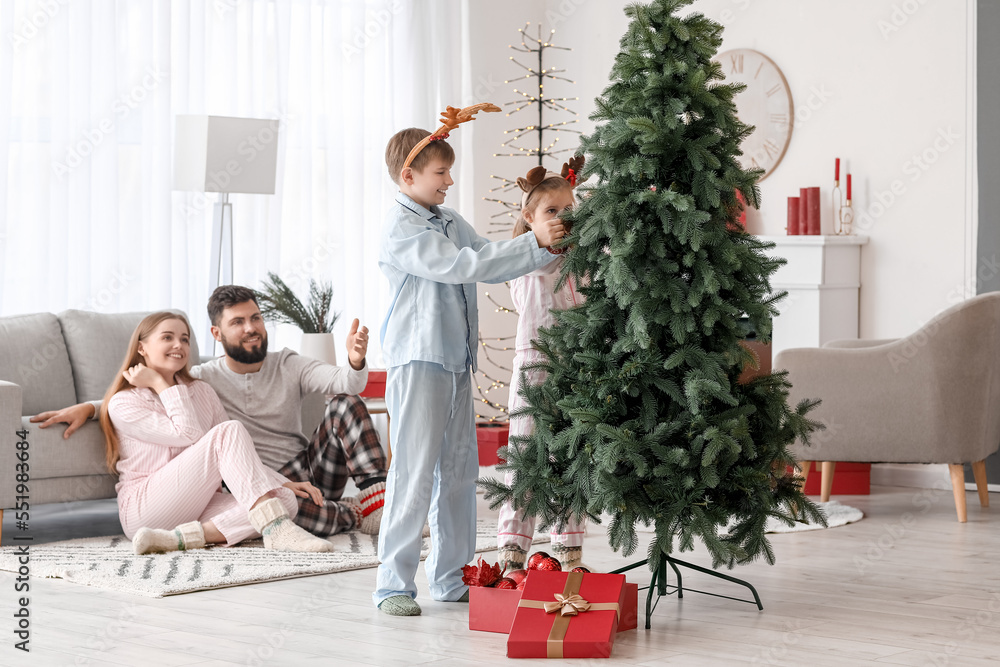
(0, 519, 542, 598)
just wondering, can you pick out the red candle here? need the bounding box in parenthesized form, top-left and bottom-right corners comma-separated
(806, 187, 821, 235)
(835, 158, 840, 182)
(846, 173, 852, 201)
(799, 188, 809, 236)
(787, 196, 800, 235)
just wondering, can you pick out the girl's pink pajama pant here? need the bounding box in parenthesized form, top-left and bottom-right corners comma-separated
(496, 350, 584, 552)
(119, 420, 298, 546)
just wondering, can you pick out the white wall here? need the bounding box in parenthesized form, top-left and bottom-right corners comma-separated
(465, 0, 976, 416)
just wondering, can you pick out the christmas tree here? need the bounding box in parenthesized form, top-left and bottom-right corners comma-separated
(482, 0, 824, 573)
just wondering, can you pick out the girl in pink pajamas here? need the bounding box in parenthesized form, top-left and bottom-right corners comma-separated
(497, 159, 589, 572)
(99, 311, 332, 555)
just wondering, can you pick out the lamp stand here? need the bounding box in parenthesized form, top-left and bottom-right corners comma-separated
(207, 192, 233, 352)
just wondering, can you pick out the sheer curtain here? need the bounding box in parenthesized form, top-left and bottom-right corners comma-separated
(0, 0, 469, 363)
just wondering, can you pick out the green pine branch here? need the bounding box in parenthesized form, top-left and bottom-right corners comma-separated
(254, 272, 340, 334)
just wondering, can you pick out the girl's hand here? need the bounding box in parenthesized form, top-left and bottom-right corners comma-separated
(283, 481, 324, 506)
(532, 217, 566, 248)
(123, 364, 169, 394)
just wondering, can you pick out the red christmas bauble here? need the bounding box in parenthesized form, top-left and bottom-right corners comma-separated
(537, 556, 562, 572)
(506, 569, 528, 585)
(516, 578, 527, 590)
(571, 566, 591, 573)
(494, 578, 517, 590)
(526, 551, 550, 571)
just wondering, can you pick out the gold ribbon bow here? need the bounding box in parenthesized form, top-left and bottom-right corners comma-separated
(544, 593, 591, 617)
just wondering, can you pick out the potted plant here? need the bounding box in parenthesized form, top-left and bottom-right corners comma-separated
(254, 272, 340, 364)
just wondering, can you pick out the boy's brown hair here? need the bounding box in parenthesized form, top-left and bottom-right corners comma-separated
(385, 128, 455, 185)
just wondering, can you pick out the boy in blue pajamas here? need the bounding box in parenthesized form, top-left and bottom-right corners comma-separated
(374, 111, 565, 616)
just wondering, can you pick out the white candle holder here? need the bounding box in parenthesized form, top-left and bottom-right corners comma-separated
(833, 180, 855, 235)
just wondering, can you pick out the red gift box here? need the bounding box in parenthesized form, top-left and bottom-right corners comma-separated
(469, 586, 522, 633)
(799, 462, 871, 495)
(507, 570, 626, 659)
(619, 582, 638, 632)
(360, 369, 386, 398)
(470, 581, 637, 635)
(476, 422, 509, 466)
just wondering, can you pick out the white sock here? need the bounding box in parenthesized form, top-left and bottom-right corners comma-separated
(132, 521, 206, 555)
(357, 481, 385, 535)
(249, 498, 332, 553)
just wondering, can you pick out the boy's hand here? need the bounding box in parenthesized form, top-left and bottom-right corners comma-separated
(346, 318, 368, 371)
(30, 403, 95, 439)
(532, 217, 566, 248)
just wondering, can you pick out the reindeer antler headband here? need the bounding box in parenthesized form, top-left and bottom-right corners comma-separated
(402, 102, 501, 170)
(516, 155, 587, 211)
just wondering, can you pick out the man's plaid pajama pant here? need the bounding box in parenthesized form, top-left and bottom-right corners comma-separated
(278, 394, 387, 536)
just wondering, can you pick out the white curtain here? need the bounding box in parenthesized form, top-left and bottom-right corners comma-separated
(0, 0, 470, 363)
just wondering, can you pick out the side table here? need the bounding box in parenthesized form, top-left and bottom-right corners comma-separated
(359, 370, 391, 466)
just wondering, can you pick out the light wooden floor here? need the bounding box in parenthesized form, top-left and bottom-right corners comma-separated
(3, 485, 1000, 666)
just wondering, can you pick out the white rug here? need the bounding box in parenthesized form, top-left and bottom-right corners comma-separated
(628, 501, 864, 535)
(764, 500, 864, 533)
(0, 519, 542, 598)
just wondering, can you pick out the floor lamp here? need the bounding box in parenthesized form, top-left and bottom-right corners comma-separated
(173, 115, 280, 351)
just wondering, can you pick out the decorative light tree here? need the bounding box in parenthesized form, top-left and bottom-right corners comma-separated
(475, 22, 581, 422)
(481, 0, 825, 625)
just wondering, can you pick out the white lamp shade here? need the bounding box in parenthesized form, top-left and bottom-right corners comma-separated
(173, 115, 279, 194)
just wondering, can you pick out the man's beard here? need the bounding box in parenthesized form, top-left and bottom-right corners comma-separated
(220, 331, 268, 364)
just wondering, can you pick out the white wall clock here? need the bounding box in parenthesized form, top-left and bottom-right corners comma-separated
(713, 48, 793, 181)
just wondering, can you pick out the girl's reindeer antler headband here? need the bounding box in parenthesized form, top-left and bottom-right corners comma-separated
(402, 102, 501, 170)
(516, 155, 587, 210)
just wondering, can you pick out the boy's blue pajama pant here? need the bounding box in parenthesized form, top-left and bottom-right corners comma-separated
(373, 361, 478, 604)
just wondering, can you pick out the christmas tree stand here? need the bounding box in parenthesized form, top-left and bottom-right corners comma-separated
(611, 556, 763, 629)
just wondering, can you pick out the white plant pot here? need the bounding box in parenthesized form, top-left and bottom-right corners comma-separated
(299, 332, 337, 366)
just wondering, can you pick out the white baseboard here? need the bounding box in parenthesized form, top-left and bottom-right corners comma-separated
(870, 463, 951, 489)
(862, 463, 997, 493)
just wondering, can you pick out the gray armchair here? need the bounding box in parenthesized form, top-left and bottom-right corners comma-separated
(775, 292, 1000, 522)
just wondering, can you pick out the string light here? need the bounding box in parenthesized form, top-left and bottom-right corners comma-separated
(477, 22, 578, 421)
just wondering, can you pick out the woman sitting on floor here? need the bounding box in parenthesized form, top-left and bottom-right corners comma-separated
(99, 311, 332, 555)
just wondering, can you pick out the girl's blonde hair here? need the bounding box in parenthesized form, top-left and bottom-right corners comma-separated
(512, 177, 575, 238)
(99, 311, 195, 474)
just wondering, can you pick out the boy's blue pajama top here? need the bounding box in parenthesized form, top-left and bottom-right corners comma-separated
(374, 192, 553, 605)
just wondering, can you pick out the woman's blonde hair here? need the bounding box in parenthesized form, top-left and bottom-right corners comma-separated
(512, 177, 575, 238)
(99, 311, 195, 474)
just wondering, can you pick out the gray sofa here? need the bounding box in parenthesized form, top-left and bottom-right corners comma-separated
(0, 310, 202, 514)
(0, 309, 329, 522)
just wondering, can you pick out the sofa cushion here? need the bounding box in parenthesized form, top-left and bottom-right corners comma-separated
(59, 309, 200, 403)
(0, 313, 77, 415)
(18, 415, 110, 479)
